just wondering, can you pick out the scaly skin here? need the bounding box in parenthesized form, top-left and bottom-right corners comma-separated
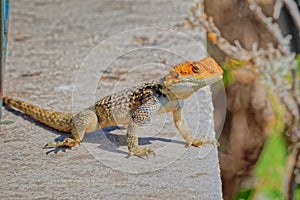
(3, 57, 223, 157)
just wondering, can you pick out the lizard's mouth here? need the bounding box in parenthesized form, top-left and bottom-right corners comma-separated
(181, 74, 223, 88)
(163, 74, 223, 100)
(197, 74, 223, 86)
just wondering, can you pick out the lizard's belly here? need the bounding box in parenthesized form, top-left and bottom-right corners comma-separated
(98, 107, 131, 128)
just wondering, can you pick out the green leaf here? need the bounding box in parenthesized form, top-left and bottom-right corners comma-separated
(222, 62, 235, 87)
(253, 132, 286, 199)
(235, 188, 254, 200)
(295, 184, 300, 200)
(255, 133, 286, 180)
(253, 93, 287, 199)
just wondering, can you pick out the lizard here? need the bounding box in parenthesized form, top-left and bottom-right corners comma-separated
(3, 57, 223, 157)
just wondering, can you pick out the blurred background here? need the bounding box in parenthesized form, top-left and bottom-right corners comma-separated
(185, 0, 300, 199)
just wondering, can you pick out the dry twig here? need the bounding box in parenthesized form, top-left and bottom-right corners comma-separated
(247, 0, 291, 55)
(283, 0, 300, 36)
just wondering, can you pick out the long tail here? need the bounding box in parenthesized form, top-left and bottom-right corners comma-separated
(3, 96, 73, 132)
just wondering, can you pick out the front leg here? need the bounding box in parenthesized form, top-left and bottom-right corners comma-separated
(126, 120, 155, 158)
(126, 98, 161, 158)
(172, 106, 218, 147)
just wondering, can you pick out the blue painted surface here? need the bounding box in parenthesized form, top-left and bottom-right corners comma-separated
(0, 0, 10, 120)
(2, 0, 9, 65)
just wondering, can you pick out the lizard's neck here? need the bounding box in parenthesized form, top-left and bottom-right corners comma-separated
(157, 77, 200, 101)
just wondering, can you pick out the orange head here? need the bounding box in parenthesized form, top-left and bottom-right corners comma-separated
(161, 57, 223, 100)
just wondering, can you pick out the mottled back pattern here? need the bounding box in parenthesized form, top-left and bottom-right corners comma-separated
(93, 81, 163, 127)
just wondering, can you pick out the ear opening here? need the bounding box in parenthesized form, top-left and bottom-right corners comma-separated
(169, 68, 180, 79)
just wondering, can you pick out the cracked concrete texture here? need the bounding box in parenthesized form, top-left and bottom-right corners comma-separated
(0, 0, 223, 199)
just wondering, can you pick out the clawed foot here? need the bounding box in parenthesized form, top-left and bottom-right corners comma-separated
(43, 138, 80, 149)
(191, 136, 219, 147)
(128, 147, 155, 159)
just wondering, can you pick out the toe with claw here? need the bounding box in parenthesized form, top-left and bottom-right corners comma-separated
(43, 138, 80, 149)
(128, 147, 156, 159)
(192, 136, 219, 147)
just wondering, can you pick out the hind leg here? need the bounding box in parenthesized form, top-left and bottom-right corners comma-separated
(43, 110, 99, 148)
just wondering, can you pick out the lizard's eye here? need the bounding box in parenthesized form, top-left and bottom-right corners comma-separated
(192, 65, 200, 73)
